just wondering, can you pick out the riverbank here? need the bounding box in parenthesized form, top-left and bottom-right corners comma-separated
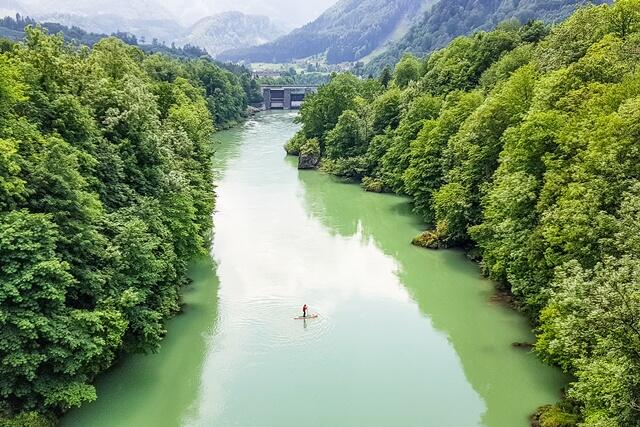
(63, 112, 566, 426)
(286, 6, 640, 420)
(61, 258, 221, 427)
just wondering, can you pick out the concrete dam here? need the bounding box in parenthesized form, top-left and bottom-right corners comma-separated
(262, 86, 317, 110)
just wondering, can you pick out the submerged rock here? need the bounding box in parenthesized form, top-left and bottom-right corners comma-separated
(512, 342, 534, 350)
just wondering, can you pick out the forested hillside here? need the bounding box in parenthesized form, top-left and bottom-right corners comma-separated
(366, 0, 611, 73)
(287, 1, 640, 424)
(0, 27, 248, 426)
(0, 15, 207, 59)
(217, 0, 428, 64)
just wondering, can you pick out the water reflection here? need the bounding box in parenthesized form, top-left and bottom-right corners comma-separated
(61, 258, 221, 427)
(187, 112, 484, 426)
(295, 150, 567, 426)
(62, 112, 565, 427)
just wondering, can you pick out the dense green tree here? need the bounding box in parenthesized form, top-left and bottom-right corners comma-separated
(420, 28, 521, 95)
(469, 111, 564, 305)
(297, 73, 362, 145)
(324, 110, 367, 160)
(404, 91, 483, 223)
(371, 88, 403, 134)
(534, 4, 611, 72)
(537, 251, 640, 424)
(0, 211, 126, 413)
(376, 94, 443, 192)
(393, 54, 420, 88)
(0, 26, 248, 424)
(288, 2, 640, 422)
(0, 57, 24, 119)
(185, 59, 248, 128)
(379, 66, 393, 88)
(437, 64, 537, 243)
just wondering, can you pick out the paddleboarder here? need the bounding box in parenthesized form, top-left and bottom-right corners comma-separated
(302, 304, 308, 318)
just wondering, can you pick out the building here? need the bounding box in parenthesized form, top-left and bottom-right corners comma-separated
(262, 86, 317, 110)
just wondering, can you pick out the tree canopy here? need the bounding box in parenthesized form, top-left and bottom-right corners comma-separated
(287, 2, 640, 423)
(0, 27, 249, 425)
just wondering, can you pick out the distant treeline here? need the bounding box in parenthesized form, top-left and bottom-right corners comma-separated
(256, 68, 330, 87)
(287, 1, 640, 424)
(0, 15, 263, 108)
(0, 14, 206, 59)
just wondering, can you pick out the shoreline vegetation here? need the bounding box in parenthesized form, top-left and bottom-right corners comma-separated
(286, 2, 640, 425)
(0, 27, 255, 426)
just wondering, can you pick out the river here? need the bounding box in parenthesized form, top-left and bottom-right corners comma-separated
(62, 112, 566, 427)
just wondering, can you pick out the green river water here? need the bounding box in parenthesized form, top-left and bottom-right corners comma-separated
(63, 112, 566, 427)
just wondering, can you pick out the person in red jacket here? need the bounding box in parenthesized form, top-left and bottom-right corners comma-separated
(302, 304, 308, 318)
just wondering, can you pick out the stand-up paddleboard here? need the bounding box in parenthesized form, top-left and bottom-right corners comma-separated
(294, 314, 318, 320)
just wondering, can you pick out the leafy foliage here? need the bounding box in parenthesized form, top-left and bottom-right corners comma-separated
(0, 28, 247, 423)
(288, 2, 640, 423)
(393, 54, 421, 89)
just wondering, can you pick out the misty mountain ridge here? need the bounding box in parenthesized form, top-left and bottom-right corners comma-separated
(217, 0, 611, 69)
(35, 13, 182, 44)
(218, 0, 432, 64)
(0, 4, 284, 55)
(365, 0, 612, 72)
(3, 0, 337, 28)
(20, 0, 174, 21)
(3, 0, 183, 44)
(178, 12, 284, 57)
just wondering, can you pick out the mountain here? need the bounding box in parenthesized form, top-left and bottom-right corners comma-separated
(35, 13, 183, 44)
(0, 14, 208, 59)
(217, 0, 432, 64)
(164, 0, 337, 29)
(8, 0, 338, 29)
(178, 12, 284, 57)
(12, 0, 180, 44)
(365, 0, 611, 73)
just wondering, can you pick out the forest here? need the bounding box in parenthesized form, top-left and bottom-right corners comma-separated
(365, 0, 611, 74)
(0, 27, 250, 426)
(0, 14, 264, 109)
(287, 1, 640, 425)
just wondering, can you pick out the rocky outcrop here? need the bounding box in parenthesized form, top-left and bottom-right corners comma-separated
(247, 106, 261, 116)
(298, 152, 320, 169)
(298, 138, 320, 169)
(411, 230, 444, 249)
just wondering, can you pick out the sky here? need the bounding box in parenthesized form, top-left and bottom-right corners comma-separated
(6, 0, 341, 27)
